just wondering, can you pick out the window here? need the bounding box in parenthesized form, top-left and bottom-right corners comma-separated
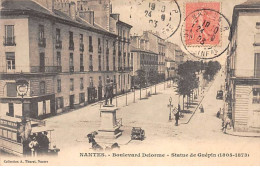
(39, 81, 46, 95)
(69, 31, 74, 50)
(6, 52, 15, 70)
(57, 79, 61, 93)
(253, 88, 260, 104)
(98, 38, 101, 53)
(4, 25, 15, 46)
(128, 74, 130, 84)
(8, 103, 14, 117)
(56, 28, 61, 42)
(69, 53, 74, 67)
(39, 25, 44, 39)
(70, 79, 74, 91)
(98, 76, 102, 86)
(57, 52, 61, 66)
(79, 93, 85, 103)
(89, 36, 93, 52)
(69, 31, 73, 42)
(89, 77, 93, 87)
(80, 34, 83, 43)
(89, 54, 93, 71)
(56, 97, 64, 109)
(80, 53, 83, 67)
(7, 83, 16, 97)
(255, 53, 260, 78)
(80, 78, 84, 90)
(98, 55, 101, 71)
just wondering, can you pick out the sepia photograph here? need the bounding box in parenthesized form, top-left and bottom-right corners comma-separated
(0, 0, 259, 166)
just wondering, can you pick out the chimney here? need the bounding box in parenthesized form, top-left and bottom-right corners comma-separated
(79, 11, 94, 25)
(69, 2, 76, 20)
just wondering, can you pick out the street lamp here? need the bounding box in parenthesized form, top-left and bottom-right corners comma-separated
(16, 77, 29, 117)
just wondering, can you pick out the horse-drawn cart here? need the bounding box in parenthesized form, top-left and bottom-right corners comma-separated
(131, 127, 145, 141)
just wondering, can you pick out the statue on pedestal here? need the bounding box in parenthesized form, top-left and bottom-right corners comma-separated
(104, 79, 114, 106)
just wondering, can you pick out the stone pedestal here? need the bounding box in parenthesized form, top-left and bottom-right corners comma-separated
(97, 105, 122, 139)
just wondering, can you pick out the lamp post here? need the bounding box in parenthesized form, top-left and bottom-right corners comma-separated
(168, 97, 173, 121)
(16, 77, 29, 117)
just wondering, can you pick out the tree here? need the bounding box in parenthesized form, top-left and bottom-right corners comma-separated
(177, 61, 199, 110)
(203, 61, 221, 81)
(148, 69, 159, 94)
(136, 69, 146, 99)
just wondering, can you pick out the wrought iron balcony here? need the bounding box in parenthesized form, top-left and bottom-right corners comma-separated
(30, 66, 61, 73)
(3, 36, 16, 46)
(89, 65, 93, 71)
(38, 38, 46, 48)
(80, 43, 84, 52)
(69, 66, 74, 72)
(55, 40, 62, 49)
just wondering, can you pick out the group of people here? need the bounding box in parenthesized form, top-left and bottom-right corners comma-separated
(24, 132, 50, 156)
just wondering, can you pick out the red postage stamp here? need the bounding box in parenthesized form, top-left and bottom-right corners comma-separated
(185, 2, 221, 46)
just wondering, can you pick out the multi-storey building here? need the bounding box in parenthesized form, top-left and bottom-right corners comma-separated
(142, 31, 166, 79)
(130, 35, 158, 78)
(225, 0, 260, 132)
(0, 0, 132, 119)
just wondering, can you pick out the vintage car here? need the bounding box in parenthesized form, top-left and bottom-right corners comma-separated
(216, 90, 223, 100)
(0, 116, 59, 156)
(131, 127, 145, 141)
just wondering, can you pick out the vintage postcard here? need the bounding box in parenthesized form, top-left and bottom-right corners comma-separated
(0, 0, 260, 166)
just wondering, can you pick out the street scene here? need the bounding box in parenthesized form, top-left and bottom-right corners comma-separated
(0, 0, 260, 166)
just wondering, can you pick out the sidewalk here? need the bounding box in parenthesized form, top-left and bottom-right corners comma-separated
(225, 129, 260, 137)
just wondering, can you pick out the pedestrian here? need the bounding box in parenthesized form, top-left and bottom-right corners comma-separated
(29, 136, 39, 156)
(222, 117, 231, 134)
(42, 131, 50, 155)
(175, 104, 181, 126)
(217, 108, 221, 118)
(200, 104, 204, 113)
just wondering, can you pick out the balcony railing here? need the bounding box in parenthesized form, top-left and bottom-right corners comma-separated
(69, 66, 74, 72)
(69, 41, 74, 50)
(80, 43, 84, 52)
(38, 38, 46, 48)
(80, 66, 84, 72)
(118, 67, 123, 71)
(55, 40, 62, 49)
(89, 65, 93, 71)
(30, 66, 61, 73)
(89, 45, 93, 52)
(3, 36, 16, 46)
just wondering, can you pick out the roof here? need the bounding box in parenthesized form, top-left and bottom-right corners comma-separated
(130, 45, 158, 55)
(117, 20, 133, 28)
(229, 0, 260, 40)
(1, 0, 117, 37)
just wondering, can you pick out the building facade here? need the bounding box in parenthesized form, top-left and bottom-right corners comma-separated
(0, 0, 132, 119)
(225, 0, 260, 132)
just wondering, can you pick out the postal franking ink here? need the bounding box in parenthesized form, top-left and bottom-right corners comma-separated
(181, 2, 231, 59)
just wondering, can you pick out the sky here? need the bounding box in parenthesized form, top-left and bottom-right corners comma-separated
(111, 0, 247, 63)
